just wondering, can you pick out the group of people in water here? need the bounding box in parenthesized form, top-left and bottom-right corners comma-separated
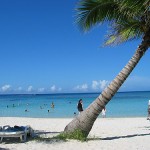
(24, 102, 55, 113)
(6, 102, 55, 113)
(47, 102, 55, 112)
(6, 99, 150, 119)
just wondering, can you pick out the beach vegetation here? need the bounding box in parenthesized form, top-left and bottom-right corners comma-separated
(33, 135, 67, 142)
(33, 129, 87, 142)
(57, 130, 87, 141)
(64, 0, 150, 138)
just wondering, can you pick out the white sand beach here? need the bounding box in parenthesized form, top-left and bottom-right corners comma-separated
(0, 117, 150, 150)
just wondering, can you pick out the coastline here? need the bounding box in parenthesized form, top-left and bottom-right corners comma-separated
(0, 117, 150, 150)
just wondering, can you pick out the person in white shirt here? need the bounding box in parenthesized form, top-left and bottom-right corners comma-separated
(148, 100, 150, 106)
(102, 107, 106, 118)
(147, 100, 150, 120)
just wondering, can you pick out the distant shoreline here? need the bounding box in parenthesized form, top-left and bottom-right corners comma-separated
(0, 116, 147, 119)
(0, 90, 150, 95)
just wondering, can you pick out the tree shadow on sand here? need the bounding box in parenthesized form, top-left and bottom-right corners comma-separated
(33, 128, 150, 142)
(34, 129, 60, 136)
(32, 129, 150, 143)
(3, 129, 148, 143)
(88, 125, 150, 141)
(32, 130, 65, 143)
(88, 133, 150, 141)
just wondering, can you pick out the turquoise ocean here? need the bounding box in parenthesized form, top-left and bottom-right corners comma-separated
(0, 91, 149, 118)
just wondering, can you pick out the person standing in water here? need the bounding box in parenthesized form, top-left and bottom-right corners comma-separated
(77, 99, 83, 114)
(102, 107, 106, 118)
(51, 102, 54, 108)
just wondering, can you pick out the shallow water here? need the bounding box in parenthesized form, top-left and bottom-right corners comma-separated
(0, 91, 149, 118)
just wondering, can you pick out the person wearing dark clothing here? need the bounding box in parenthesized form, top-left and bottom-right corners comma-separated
(77, 99, 83, 113)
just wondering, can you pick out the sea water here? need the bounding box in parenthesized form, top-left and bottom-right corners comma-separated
(0, 91, 149, 118)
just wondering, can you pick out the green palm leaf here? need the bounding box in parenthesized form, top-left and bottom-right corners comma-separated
(105, 20, 143, 45)
(76, 0, 120, 31)
(76, 0, 150, 45)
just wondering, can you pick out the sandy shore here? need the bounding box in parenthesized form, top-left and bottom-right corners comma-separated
(0, 117, 150, 150)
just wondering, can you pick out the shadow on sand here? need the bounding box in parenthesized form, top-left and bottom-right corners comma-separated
(1, 129, 61, 144)
(34, 129, 150, 142)
(101, 133, 150, 141)
(31, 130, 64, 143)
(88, 125, 150, 141)
(88, 132, 150, 141)
(34, 130, 60, 136)
(1, 128, 150, 143)
(0, 148, 10, 150)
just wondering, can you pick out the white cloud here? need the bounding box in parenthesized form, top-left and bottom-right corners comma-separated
(51, 85, 56, 91)
(92, 81, 99, 90)
(27, 85, 33, 92)
(100, 80, 109, 89)
(1, 84, 11, 92)
(92, 80, 109, 91)
(74, 84, 88, 91)
(38, 88, 45, 92)
(50, 85, 62, 92)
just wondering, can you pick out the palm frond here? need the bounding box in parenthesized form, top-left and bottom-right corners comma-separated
(105, 20, 143, 45)
(118, 0, 149, 18)
(76, 0, 149, 45)
(76, 0, 120, 31)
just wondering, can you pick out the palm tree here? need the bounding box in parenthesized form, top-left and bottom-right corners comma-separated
(64, 0, 150, 138)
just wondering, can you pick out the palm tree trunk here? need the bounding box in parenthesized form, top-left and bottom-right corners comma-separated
(64, 33, 150, 137)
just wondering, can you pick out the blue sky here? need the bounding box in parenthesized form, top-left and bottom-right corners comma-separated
(0, 0, 150, 94)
